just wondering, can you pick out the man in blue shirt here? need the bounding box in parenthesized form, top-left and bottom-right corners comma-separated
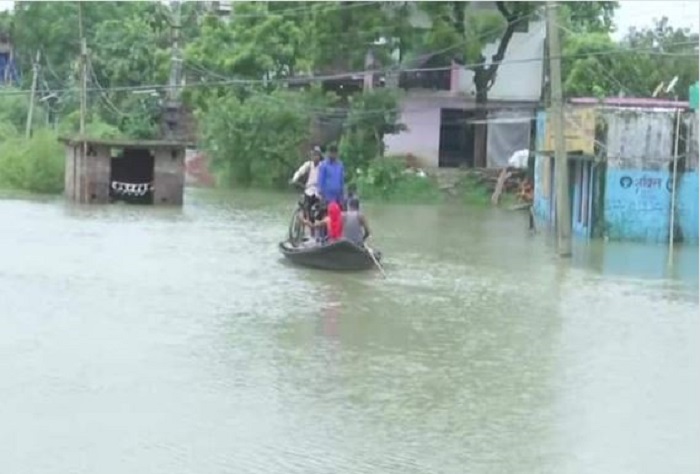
(317, 145, 345, 205)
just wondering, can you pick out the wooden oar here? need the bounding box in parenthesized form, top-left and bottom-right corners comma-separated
(364, 243, 387, 279)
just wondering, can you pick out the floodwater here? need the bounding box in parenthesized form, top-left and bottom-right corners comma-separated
(1, 189, 698, 474)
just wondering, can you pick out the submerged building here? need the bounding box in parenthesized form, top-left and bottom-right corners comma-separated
(60, 137, 187, 206)
(533, 97, 698, 244)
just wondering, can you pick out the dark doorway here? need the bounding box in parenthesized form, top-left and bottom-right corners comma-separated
(110, 148, 155, 205)
(438, 108, 476, 168)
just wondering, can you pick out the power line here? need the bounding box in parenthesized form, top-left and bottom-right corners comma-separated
(1, 39, 696, 99)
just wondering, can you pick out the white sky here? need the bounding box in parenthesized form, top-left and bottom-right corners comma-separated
(612, 0, 700, 40)
(0, 0, 698, 39)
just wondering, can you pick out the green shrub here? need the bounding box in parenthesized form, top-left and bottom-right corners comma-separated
(58, 111, 124, 139)
(354, 156, 442, 203)
(339, 88, 405, 179)
(0, 128, 65, 194)
(198, 89, 334, 188)
(0, 90, 47, 132)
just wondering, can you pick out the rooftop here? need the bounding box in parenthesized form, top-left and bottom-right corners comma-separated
(58, 136, 190, 149)
(569, 97, 691, 109)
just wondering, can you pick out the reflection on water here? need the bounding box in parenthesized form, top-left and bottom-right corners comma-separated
(0, 188, 697, 474)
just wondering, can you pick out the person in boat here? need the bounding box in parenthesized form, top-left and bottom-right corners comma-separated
(342, 197, 370, 246)
(290, 146, 324, 226)
(317, 144, 345, 206)
(302, 200, 343, 243)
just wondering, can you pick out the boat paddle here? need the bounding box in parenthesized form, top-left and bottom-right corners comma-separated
(364, 242, 387, 279)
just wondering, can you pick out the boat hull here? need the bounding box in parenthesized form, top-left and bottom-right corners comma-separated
(279, 239, 381, 272)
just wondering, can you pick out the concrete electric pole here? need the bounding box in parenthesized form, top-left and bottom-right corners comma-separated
(546, 2, 572, 257)
(164, 0, 183, 139)
(25, 50, 40, 138)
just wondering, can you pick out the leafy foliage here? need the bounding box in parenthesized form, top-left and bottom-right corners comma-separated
(562, 17, 699, 99)
(198, 88, 331, 188)
(0, 128, 64, 193)
(339, 88, 405, 177)
(0, 89, 48, 132)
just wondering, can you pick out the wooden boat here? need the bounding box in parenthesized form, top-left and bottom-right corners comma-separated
(279, 238, 382, 272)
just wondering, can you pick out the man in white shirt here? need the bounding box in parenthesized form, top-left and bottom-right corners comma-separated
(290, 146, 324, 224)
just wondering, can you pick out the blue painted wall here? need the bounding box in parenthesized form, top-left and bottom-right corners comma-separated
(533, 111, 552, 223)
(604, 169, 699, 243)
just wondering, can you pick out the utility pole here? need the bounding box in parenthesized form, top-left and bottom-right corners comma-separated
(25, 50, 41, 139)
(667, 104, 682, 266)
(78, 2, 87, 137)
(164, 0, 182, 139)
(546, 2, 571, 257)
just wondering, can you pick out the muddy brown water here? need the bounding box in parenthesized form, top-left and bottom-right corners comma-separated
(1, 189, 698, 474)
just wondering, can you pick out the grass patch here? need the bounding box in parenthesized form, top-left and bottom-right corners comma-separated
(354, 157, 443, 204)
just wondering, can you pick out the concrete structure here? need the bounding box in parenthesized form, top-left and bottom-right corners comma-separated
(384, 19, 546, 169)
(533, 99, 699, 244)
(60, 137, 187, 205)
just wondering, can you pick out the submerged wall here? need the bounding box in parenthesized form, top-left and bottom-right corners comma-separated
(602, 110, 698, 244)
(533, 107, 698, 244)
(533, 110, 553, 224)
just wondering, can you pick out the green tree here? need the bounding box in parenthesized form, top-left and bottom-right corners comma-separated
(306, 2, 410, 72)
(198, 89, 328, 187)
(562, 17, 698, 99)
(620, 17, 698, 99)
(8, 2, 133, 87)
(0, 89, 47, 132)
(183, 2, 311, 112)
(339, 88, 405, 177)
(89, 11, 171, 138)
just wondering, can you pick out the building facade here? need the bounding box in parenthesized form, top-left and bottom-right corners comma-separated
(383, 19, 546, 169)
(534, 98, 699, 244)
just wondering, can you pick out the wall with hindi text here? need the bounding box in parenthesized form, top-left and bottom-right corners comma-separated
(603, 169, 698, 243)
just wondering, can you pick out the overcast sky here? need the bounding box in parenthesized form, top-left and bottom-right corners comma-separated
(1, 0, 699, 39)
(612, 0, 699, 39)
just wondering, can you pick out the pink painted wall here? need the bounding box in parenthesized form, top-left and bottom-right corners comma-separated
(384, 93, 472, 168)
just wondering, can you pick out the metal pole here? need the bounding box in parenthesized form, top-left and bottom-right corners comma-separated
(667, 105, 682, 266)
(25, 50, 40, 139)
(546, 2, 571, 257)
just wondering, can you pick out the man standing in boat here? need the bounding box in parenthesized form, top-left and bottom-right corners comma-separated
(317, 144, 345, 206)
(290, 146, 324, 224)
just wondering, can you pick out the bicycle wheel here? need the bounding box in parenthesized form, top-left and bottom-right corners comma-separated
(288, 207, 305, 243)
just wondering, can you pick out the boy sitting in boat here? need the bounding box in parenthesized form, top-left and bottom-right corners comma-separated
(302, 201, 344, 243)
(302, 198, 371, 247)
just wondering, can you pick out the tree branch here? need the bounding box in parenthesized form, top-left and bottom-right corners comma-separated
(485, 2, 522, 79)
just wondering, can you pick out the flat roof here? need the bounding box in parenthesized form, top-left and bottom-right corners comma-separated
(58, 136, 190, 149)
(569, 97, 690, 109)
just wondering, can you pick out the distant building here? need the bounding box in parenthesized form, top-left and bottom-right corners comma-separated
(205, 1, 232, 21)
(0, 32, 20, 86)
(533, 98, 699, 244)
(383, 17, 546, 169)
(59, 137, 188, 206)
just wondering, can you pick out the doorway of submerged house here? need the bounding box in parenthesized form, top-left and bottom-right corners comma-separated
(110, 148, 155, 204)
(571, 158, 596, 238)
(438, 108, 477, 168)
